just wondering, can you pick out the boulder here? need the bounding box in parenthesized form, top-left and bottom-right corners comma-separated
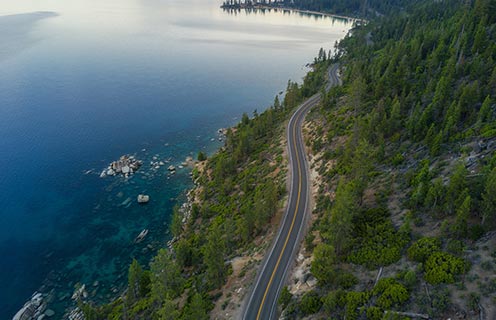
(121, 166, 130, 174)
(137, 194, 150, 204)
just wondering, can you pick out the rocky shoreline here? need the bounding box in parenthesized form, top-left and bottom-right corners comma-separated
(13, 128, 226, 320)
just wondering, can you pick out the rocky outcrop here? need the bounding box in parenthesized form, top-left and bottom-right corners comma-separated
(100, 155, 142, 178)
(13, 292, 49, 320)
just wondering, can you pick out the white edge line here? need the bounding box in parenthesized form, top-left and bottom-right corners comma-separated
(243, 65, 339, 320)
(268, 66, 339, 319)
(242, 96, 300, 320)
(268, 94, 316, 319)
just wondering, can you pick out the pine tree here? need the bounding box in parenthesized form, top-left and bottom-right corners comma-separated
(445, 163, 468, 215)
(150, 249, 184, 301)
(452, 194, 471, 237)
(326, 180, 358, 255)
(203, 223, 227, 289)
(156, 298, 180, 320)
(127, 259, 143, 304)
(310, 243, 337, 286)
(183, 293, 209, 320)
(482, 168, 496, 229)
(477, 95, 492, 126)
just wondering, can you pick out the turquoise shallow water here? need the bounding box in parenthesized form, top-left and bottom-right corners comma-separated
(0, 0, 351, 316)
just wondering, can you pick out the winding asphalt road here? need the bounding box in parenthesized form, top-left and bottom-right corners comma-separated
(242, 64, 341, 320)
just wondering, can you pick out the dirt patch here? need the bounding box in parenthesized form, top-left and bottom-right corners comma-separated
(449, 232, 496, 320)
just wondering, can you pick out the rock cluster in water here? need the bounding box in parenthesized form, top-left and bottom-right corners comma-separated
(13, 292, 55, 320)
(100, 155, 142, 178)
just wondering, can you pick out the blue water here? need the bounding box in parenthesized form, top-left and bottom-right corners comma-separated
(0, 0, 351, 316)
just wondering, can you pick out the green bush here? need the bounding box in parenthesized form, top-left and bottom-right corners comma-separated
(299, 291, 323, 315)
(310, 243, 337, 286)
(373, 278, 409, 309)
(391, 153, 405, 166)
(345, 291, 369, 320)
(197, 151, 207, 161)
(336, 272, 359, 289)
(403, 270, 417, 289)
(349, 220, 409, 268)
(322, 290, 347, 314)
(279, 286, 292, 308)
(376, 282, 409, 309)
(407, 237, 441, 262)
(446, 239, 464, 255)
(469, 224, 485, 241)
(424, 252, 466, 284)
(366, 306, 383, 320)
(430, 287, 450, 315)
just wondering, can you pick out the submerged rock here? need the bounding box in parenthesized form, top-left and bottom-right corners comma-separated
(135, 229, 149, 243)
(44, 309, 55, 317)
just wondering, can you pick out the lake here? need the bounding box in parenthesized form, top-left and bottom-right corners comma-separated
(0, 0, 351, 316)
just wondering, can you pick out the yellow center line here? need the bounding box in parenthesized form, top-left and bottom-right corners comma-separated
(256, 104, 304, 320)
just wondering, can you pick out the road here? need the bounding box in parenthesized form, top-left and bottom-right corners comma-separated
(242, 64, 341, 320)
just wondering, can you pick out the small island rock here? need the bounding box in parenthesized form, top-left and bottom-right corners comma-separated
(137, 194, 150, 203)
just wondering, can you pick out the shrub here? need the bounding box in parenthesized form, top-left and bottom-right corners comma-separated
(197, 151, 207, 161)
(430, 287, 450, 315)
(376, 282, 409, 309)
(391, 153, 405, 166)
(407, 237, 441, 262)
(336, 272, 359, 289)
(446, 239, 464, 255)
(345, 291, 369, 320)
(322, 290, 347, 314)
(366, 306, 383, 320)
(424, 252, 466, 284)
(403, 270, 417, 289)
(349, 220, 408, 268)
(299, 291, 322, 315)
(469, 224, 485, 241)
(373, 278, 409, 309)
(279, 286, 292, 308)
(311, 243, 337, 286)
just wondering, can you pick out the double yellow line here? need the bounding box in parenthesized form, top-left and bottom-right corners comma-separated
(255, 102, 305, 320)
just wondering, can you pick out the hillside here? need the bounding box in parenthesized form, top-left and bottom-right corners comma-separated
(282, 0, 496, 319)
(75, 59, 330, 319)
(74, 0, 496, 318)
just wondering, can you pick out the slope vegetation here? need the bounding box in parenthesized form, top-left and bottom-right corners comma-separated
(282, 0, 496, 319)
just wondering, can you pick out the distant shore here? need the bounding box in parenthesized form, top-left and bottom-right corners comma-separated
(220, 3, 359, 22)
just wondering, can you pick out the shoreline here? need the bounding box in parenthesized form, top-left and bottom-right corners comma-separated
(220, 4, 360, 23)
(11, 141, 221, 319)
